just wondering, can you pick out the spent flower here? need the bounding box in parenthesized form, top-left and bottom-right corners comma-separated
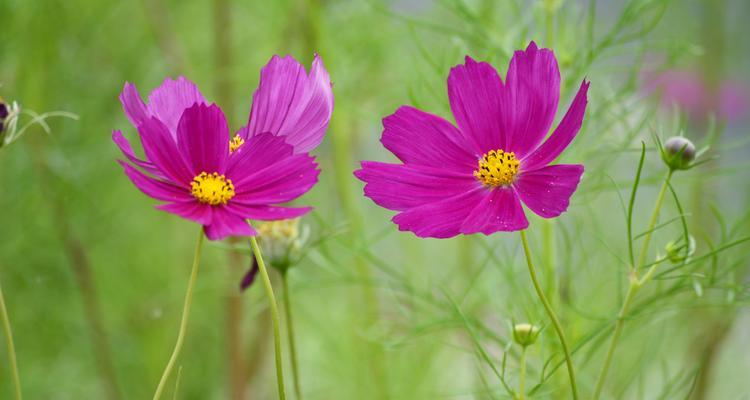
(355, 42, 588, 237)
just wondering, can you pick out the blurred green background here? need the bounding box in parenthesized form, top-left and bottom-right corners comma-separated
(1, 0, 749, 399)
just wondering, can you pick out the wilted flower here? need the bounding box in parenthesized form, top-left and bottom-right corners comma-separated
(513, 323, 540, 347)
(114, 55, 333, 240)
(661, 136, 697, 171)
(355, 42, 588, 237)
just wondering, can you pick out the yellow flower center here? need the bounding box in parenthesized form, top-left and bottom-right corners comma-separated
(191, 172, 235, 205)
(473, 149, 520, 187)
(229, 134, 245, 153)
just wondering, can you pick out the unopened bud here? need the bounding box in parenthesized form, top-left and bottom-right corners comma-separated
(513, 323, 540, 347)
(662, 137, 696, 170)
(665, 236, 695, 265)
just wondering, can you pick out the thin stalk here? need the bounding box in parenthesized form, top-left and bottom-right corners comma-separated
(249, 237, 286, 400)
(518, 346, 527, 400)
(592, 170, 674, 399)
(281, 272, 302, 399)
(519, 230, 578, 400)
(0, 277, 22, 400)
(153, 229, 205, 400)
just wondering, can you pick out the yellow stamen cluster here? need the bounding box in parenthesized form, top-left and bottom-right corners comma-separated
(229, 134, 245, 153)
(191, 172, 235, 205)
(474, 149, 520, 187)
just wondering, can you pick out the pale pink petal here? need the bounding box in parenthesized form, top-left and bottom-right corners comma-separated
(147, 77, 207, 137)
(514, 164, 584, 218)
(244, 54, 334, 153)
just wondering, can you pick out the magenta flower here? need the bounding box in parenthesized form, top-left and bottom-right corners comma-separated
(113, 55, 333, 240)
(355, 42, 588, 238)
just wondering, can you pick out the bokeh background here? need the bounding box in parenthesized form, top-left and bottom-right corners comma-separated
(1, 0, 749, 398)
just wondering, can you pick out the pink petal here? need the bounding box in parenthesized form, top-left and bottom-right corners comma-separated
(147, 77, 207, 138)
(226, 203, 312, 221)
(176, 103, 230, 175)
(503, 42, 561, 157)
(112, 130, 165, 178)
(381, 106, 477, 172)
(119, 83, 149, 128)
(521, 80, 589, 171)
(156, 201, 213, 225)
(226, 133, 294, 179)
(118, 160, 191, 202)
(354, 161, 478, 211)
(391, 188, 486, 238)
(447, 56, 504, 153)
(244, 54, 334, 153)
(204, 207, 256, 240)
(231, 153, 319, 205)
(514, 164, 584, 218)
(460, 187, 528, 233)
(137, 117, 194, 184)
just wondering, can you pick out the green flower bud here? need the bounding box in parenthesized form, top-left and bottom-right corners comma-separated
(661, 137, 696, 170)
(513, 323, 540, 347)
(665, 236, 695, 265)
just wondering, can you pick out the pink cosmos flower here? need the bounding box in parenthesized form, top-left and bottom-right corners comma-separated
(113, 55, 334, 240)
(354, 42, 588, 238)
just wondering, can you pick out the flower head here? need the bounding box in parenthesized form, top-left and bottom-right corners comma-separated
(661, 136, 696, 171)
(355, 42, 588, 238)
(240, 218, 310, 290)
(114, 55, 333, 240)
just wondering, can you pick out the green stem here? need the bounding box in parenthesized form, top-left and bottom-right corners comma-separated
(0, 276, 22, 400)
(281, 272, 302, 399)
(153, 228, 204, 400)
(519, 230, 578, 400)
(518, 346, 527, 400)
(250, 237, 286, 400)
(592, 170, 673, 400)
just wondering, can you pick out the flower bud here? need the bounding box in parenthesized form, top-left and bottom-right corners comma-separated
(665, 236, 695, 265)
(662, 136, 696, 170)
(512, 323, 540, 347)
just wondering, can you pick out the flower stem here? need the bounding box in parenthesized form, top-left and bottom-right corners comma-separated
(153, 229, 204, 400)
(281, 272, 302, 399)
(250, 237, 286, 400)
(0, 276, 22, 400)
(519, 230, 578, 400)
(518, 346, 527, 400)
(592, 170, 673, 400)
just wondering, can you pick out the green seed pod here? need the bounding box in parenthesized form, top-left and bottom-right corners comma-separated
(513, 323, 540, 347)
